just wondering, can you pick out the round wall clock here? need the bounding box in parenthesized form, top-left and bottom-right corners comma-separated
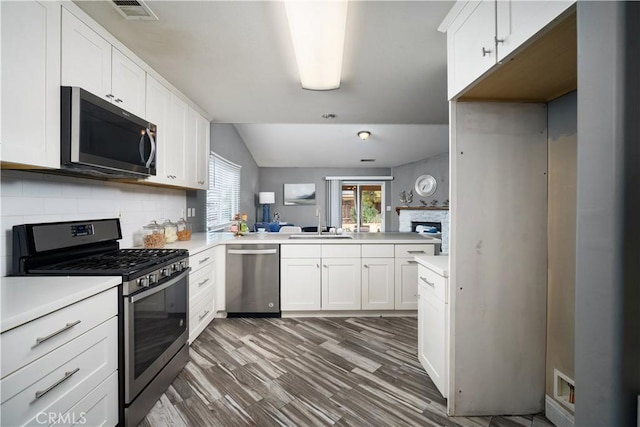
(415, 174, 437, 197)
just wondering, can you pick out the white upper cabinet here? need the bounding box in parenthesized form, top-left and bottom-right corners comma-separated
(185, 108, 210, 190)
(446, 0, 496, 99)
(61, 8, 146, 118)
(196, 113, 210, 189)
(166, 93, 187, 184)
(111, 48, 146, 117)
(496, 0, 574, 62)
(144, 75, 171, 185)
(440, 0, 575, 99)
(1, 0, 61, 168)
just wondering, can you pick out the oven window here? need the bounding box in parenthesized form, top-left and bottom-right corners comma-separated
(133, 278, 187, 378)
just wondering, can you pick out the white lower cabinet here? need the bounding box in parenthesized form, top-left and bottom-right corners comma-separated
(394, 245, 435, 310)
(281, 259, 321, 310)
(0, 287, 118, 427)
(417, 263, 449, 398)
(361, 258, 395, 310)
(322, 258, 362, 310)
(188, 247, 216, 343)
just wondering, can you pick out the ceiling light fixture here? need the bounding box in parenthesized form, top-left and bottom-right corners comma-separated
(284, 0, 349, 91)
(357, 130, 371, 140)
(322, 113, 337, 119)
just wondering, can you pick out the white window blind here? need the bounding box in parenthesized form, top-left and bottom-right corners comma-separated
(207, 152, 241, 230)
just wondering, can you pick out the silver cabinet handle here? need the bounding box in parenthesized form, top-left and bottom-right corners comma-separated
(407, 260, 418, 264)
(316, 264, 320, 268)
(199, 310, 210, 321)
(198, 278, 209, 287)
(495, 37, 505, 44)
(35, 368, 79, 399)
(323, 265, 328, 268)
(199, 257, 210, 264)
(408, 250, 425, 254)
(114, 98, 123, 103)
(228, 249, 277, 255)
(106, 94, 114, 98)
(363, 264, 369, 268)
(482, 47, 492, 57)
(420, 276, 435, 287)
(35, 320, 81, 346)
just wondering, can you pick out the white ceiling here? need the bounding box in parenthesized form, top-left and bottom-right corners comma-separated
(74, 0, 454, 167)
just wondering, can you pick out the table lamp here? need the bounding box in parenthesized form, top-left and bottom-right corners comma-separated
(259, 192, 275, 222)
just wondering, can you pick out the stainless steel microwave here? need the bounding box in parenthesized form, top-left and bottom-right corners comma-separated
(61, 86, 156, 178)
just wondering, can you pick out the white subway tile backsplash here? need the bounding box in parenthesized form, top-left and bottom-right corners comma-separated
(1, 170, 186, 275)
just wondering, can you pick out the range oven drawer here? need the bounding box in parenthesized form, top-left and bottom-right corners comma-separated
(1, 288, 117, 379)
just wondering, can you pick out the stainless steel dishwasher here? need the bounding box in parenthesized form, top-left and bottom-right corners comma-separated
(225, 244, 280, 317)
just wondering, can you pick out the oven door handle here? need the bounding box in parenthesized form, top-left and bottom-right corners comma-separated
(129, 268, 190, 303)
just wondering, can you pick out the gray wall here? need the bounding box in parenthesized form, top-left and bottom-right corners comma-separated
(575, 2, 640, 425)
(258, 167, 392, 230)
(546, 91, 577, 410)
(390, 153, 449, 231)
(187, 123, 259, 231)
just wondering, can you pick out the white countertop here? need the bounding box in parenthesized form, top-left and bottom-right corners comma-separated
(0, 276, 121, 333)
(159, 232, 441, 254)
(415, 255, 449, 277)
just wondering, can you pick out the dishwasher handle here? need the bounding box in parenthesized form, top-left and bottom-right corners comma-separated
(227, 249, 278, 255)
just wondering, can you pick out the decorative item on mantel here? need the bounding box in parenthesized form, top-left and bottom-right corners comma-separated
(399, 190, 413, 206)
(430, 200, 438, 207)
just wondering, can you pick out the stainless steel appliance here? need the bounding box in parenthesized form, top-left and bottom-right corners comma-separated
(12, 218, 189, 427)
(226, 244, 280, 316)
(61, 86, 157, 178)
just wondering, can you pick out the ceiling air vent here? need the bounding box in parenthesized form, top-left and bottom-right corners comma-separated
(111, 0, 158, 21)
(360, 159, 376, 163)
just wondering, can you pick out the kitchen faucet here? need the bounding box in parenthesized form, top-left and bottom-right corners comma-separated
(316, 206, 322, 235)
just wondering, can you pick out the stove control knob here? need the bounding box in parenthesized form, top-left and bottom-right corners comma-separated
(175, 262, 183, 272)
(160, 268, 170, 277)
(137, 277, 150, 288)
(180, 261, 187, 270)
(148, 273, 158, 284)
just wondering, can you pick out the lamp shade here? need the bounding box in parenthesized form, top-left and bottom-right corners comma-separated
(259, 192, 275, 204)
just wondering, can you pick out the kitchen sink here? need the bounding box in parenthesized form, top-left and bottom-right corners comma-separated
(288, 234, 353, 239)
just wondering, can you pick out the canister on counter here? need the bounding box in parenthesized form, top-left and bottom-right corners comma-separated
(163, 219, 178, 243)
(177, 218, 192, 241)
(142, 220, 165, 248)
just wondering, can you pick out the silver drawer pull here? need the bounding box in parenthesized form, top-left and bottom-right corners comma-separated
(35, 320, 81, 346)
(198, 278, 209, 287)
(199, 257, 210, 264)
(199, 310, 210, 321)
(420, 276, 435, 287)
(35, 368, 79, 400)
(407, 260, 418, 264)
(408, 250, 425, 254)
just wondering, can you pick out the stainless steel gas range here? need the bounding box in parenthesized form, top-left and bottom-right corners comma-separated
(12, 218, 190, 427)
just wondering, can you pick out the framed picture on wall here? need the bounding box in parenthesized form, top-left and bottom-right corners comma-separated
(284, 183, 316, 205)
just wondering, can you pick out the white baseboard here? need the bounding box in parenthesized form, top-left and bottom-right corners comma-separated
(546, 395, 575, 427)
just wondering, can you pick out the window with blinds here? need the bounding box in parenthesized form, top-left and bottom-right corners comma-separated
(207, 152, 241, 230)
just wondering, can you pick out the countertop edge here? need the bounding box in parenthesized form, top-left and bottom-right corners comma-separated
(415, 255, 449, 277)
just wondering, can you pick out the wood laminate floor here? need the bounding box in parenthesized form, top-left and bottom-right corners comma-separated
(140, 317, 554, 427)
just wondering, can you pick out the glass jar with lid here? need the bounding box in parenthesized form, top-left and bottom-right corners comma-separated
(176, 218, 192, 241)
(142, 220, 165, 248)
(162, 219, 178, 243)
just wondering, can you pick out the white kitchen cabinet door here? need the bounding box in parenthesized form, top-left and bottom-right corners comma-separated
(361, 258, 394, 310)
(321, 259, 361, 310)
(418, 283, 448, 398)
(196, 113, 210, 189)
(144, 75, 171, 185)
(1, 0, 60, 168)
(447, 0, 496, 99)
(111, 47, 146, 118)
(213, 245, 226, 313)
(61, 8, 111, 101)
(496, 0, 574, 62)
(394, 259, 419, 310)
(281, 259, 321, 311)
(166, 93, 187, 184)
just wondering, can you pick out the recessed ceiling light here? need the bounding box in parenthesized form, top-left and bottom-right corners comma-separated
(322, 113, 336, 119)
(360, 158, 375, 162)
(357, 130, 371, 140)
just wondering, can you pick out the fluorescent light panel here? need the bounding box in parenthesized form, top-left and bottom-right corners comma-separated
(284, 0, 348, 91)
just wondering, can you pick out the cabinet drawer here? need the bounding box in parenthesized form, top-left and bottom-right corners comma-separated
(190, 247, 215, 272)
(189, 288, 215, 333)
(189, 264, 215, 303)
(60, 371, 118, 427)
(281, 244, 321, 258)
(361, 244, 394, 258)
(321, 244, 360, 258)
(395, 244, 435, 258)
(418, 265, 447, 303)
(0, 317, 117, 426)
(1, 288, 117, 379)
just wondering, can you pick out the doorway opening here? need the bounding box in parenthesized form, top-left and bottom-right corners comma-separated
(340, 182, 384, 232)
